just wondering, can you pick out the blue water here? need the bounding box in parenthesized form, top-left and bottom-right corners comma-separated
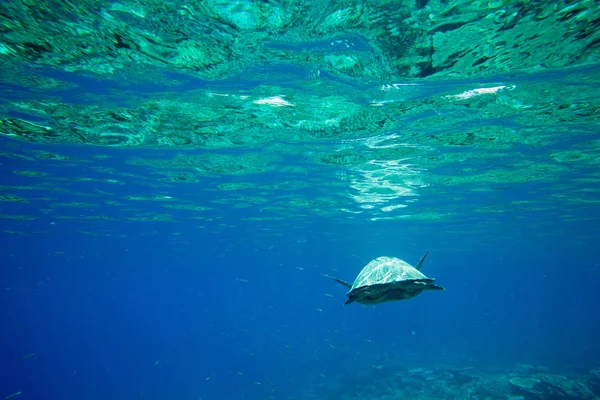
(1, 133, 600, 399)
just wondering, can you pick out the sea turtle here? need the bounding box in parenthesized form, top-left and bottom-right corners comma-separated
(324, 250, 444, 305)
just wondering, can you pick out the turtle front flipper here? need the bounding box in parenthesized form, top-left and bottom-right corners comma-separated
(415, 249, 430, 270)
(322, 274, 352, 289)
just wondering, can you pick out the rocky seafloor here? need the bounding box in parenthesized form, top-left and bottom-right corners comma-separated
(296, 364, 600, 400)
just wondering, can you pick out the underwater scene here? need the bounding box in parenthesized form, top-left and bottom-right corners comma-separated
(1, 1, 600, 399)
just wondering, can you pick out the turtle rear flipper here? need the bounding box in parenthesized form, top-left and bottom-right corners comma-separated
(412, 279, 444, 291)
(322, 274, 352, 289)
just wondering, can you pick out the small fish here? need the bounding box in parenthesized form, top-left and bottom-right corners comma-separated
(21, 353, 35, 360)
(316, 308, 323, 312)
(206, 373, 215, 381)
(324, 294, 334, 297)
(236, 279, 249, 283)
(154, 360, 160, 366)
(5, 392, 22, 400)
(236, 372, 244, 376)
(253, 381, 261, 385)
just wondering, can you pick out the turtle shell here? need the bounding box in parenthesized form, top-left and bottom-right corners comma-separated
(351, 256, 427, 290)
